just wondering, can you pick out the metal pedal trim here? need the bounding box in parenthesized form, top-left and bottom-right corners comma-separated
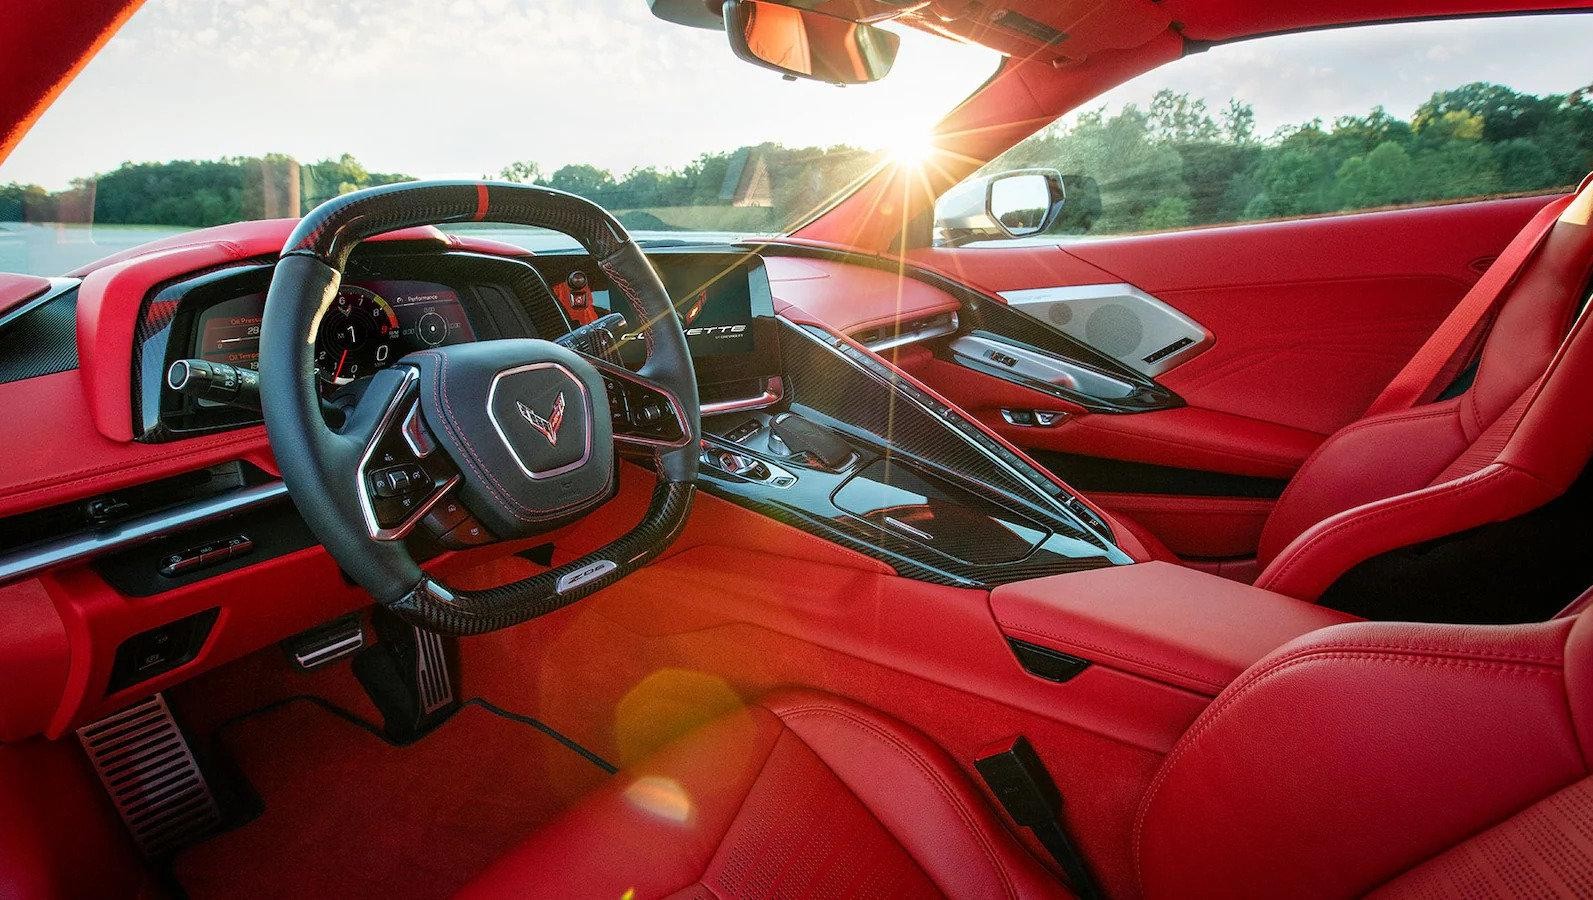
(77, 694, 220, 857)
(291, 617, 366, 670)
(414, 626, 454, 714)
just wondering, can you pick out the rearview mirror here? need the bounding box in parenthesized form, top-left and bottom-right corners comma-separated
(723, 0, 900, 85)
(933, 169, 1069, 246)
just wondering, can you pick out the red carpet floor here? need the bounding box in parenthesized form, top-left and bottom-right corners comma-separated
(173, 700, 609, 899)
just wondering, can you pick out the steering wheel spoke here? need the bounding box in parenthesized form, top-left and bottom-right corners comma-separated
(349, 367, 465, 541)
(584, 354, 694, 450)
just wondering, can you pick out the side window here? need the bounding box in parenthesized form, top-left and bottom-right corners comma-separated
(937, 14, 1593, 244)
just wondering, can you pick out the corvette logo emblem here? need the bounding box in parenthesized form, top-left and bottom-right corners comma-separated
(517, 392, 566, 446)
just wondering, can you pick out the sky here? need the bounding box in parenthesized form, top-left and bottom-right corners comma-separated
(3, 3, 1592, 191)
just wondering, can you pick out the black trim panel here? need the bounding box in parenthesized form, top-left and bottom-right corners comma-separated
(1027, 450, 1290, 499)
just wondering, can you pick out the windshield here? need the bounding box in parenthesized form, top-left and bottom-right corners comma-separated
(0, 0, 999, 275)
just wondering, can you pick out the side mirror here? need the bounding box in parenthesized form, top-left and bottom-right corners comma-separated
(723, 0, 900, 85)
(933, 169, 1068, 246)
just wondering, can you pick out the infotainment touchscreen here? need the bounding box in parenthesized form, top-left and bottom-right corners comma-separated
(593, 252, 777, 375)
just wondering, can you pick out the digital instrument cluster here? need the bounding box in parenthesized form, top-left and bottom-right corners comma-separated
(193, 279, 474, 388)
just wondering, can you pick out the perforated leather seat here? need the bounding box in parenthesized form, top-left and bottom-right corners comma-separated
(458, 689, 1066, 899)
(463, 609, 1593, 899)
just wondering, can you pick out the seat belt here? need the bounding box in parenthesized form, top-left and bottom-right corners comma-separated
(1363, 188, 1581, 418)
(976, 737, 1104, 900)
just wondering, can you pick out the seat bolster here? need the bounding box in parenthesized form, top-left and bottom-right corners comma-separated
(761, 690, 1067, 900)
(1256, 399, 1470, 568)
(1136, 617, 1587, 899)
(1254, 462, 1558, 601)
(456, 704, 785, 900)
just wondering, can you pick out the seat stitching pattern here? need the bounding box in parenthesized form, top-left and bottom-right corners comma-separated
(772, 703, 1020, 900)
(1262, 404, 1462, 542)
(1132, 646, 1563, 893)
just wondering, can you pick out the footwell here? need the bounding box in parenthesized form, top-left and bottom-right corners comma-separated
(172, 698, 611, 899)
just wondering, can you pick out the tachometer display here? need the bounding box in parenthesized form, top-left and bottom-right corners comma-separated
(191, 279, 474, 396)
(315, 285, 401, 384)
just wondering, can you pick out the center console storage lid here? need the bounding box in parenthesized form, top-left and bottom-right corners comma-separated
(991, 562, 1358, 696)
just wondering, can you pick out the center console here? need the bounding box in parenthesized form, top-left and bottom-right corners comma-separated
(694, 319, 1135, 587)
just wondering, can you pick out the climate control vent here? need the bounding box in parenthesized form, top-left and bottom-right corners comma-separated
(855, 311, 959, 352)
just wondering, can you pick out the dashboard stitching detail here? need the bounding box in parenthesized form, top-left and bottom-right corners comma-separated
(415, 350, 612, 523)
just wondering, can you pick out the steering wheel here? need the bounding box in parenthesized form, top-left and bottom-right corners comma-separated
(259, 181, 700, 635)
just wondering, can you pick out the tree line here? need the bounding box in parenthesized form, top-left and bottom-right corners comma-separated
(989, 81, 1593, 235)
(3, 81, 1589, 234)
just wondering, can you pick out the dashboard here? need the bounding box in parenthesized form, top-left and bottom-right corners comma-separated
(0, 224, 1146, 739)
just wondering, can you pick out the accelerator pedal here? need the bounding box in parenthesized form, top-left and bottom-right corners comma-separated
(76, 694, 220, 857)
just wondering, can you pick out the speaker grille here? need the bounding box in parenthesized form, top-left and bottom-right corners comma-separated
(1084, 304, 1144, 358)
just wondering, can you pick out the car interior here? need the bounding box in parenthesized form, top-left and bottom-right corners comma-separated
(4, 0, 1593, 897)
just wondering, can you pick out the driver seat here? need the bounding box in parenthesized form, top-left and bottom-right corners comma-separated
(460, 608, 1593, 898)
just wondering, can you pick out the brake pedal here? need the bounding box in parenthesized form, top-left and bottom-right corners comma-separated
(77, 694, 220, 857)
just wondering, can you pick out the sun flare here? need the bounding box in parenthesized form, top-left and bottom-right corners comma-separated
(885, 130, 938, 168)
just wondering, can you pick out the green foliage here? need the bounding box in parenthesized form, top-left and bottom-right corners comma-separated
(1, 153, 416, 225)
(983, 80, 1593, 237)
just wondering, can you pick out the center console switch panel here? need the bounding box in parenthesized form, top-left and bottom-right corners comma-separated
(991, 562, 1357, 697)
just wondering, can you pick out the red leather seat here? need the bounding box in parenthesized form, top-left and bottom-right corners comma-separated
(458, 689, 1066, 899)
(464, 610, 1593, 899)
(1130, 180, 1593, 603)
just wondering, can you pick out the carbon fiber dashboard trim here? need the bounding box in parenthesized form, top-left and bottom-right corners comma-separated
(695, 320, 1131, 588)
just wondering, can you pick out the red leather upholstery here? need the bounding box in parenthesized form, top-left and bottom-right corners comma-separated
(1254, 181, 1593, 600)
(1136, 612, 1593, 898)
(459, 689, 1066, 899)
(991, 562, 1357, 696)
(469, 613, 1593, 899)
(1371, 776, 1593, 898)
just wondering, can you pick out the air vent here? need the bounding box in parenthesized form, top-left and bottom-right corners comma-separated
(77, 695, 221, 857)
(414, 626, 454, 714)
(857, 311, 960, 352)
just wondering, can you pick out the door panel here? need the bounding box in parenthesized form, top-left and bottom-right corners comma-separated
(907, 194, 1558, 559)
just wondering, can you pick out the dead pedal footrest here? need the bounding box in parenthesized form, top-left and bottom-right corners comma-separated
(77, 694, 220, 857)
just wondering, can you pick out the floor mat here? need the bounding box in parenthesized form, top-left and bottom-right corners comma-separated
(173, 699, 610, 899)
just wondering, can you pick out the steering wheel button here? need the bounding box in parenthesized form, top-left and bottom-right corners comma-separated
(445, 517, 493, 546)
(423, 498, 470, 535)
